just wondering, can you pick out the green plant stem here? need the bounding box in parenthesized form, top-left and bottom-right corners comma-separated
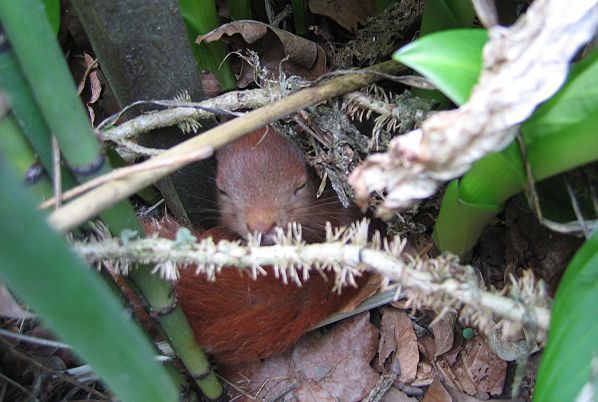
(0, 115, 53, 200)
(179, 0, 236, 90)
(126, 267, 223, 399)
(0, 158, 178, 402)
(1, 1, 223, 397)
(433, 114, 598, 256)
(0, 0, 100, 169)
(0, 33, 77, 188)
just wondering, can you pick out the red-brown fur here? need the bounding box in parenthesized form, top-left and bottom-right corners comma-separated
(152, 127, 365, 364)
(215, 127, 357, 243)
(175, 227, 361, 364)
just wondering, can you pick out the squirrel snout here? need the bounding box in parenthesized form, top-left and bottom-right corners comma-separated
(244, 210, 278, 242)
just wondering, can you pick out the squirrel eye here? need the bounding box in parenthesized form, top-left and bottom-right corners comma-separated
(293, 180, 307, 196)
(217, 186, 228, 196)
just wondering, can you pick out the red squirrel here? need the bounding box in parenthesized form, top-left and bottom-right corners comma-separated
(170, 127, 366, 364)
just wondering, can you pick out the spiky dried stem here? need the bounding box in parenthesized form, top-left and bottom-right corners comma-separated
(73, 220, 551, 338)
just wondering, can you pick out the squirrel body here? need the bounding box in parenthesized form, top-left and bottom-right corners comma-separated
(171, 127, 363, 364)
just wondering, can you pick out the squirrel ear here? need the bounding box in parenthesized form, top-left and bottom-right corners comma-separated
(215, 175, 227, 196)
(293, 173, 308, 196)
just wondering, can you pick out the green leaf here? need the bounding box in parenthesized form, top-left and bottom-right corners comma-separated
(433, 110, 598, 256)
(0, 159, 178, 402)
(179, 0, 236, 90)
(291, 0, 308, 34)
(420, 0, 475, 35)
(225, 0, 252, 20)
(413, 0, 475, 107)
(393, 29, 488, 105)
(534, 229, 598, 402)
(523, 48, 598, 143)
(534, 175, 597, 223)
(41, 0, 61, 34)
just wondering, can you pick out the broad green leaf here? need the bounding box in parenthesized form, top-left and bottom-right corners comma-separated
(535, 229, 598, 402)
(432, 113, 598, 256)
(523, 48, 598, 143)
(291, 0, 307, 34)
(41, 0, 61, 34)
(420, 0, 475, 35)
(225, 0, 252, 20)
(414, 0, 475, 107)
(0, 159, 178, 402)
(393, 29, 488, 105)
(179, 0, 236, 90)
(521, 50, 598, 222)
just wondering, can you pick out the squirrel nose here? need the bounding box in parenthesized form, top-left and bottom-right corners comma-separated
(245, 211, 277, 236)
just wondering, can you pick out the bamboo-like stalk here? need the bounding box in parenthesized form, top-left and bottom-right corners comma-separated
(0, 1, 101, 169)
(0, 1, 223, 397)
(0, 32, 77, 188)
(0, 146, 179, 402)
(0, 115, 53, 201)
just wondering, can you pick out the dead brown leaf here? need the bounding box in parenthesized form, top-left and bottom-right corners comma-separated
(223, 312, 380, 401)
(293, 312, 379, 401)
(435, 337, 506, 398)
(378, 308, 399, 370)
(197, 21, 327, 87)
(444, 384, 520, 402)
(338, 273, 384, 312)
(76, 52, 101, 125)
(313, 352, 380, 401)
(453, 361, 479, 396)
(309, 0, 376, 32)
(379, 308, 419, 383)
(422, 379, 452, 402)
(461, 338, 506, 396)
(418, 336, 436, 362)
(412, 361, 434, 387)
(220, 350, 295, 401)
(430, 309, 456, 359)
(293, 381, 336, 401)
(380, 387, 419, 402)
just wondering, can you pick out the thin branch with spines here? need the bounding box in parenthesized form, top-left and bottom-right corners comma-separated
(73, 220, 551, 339)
